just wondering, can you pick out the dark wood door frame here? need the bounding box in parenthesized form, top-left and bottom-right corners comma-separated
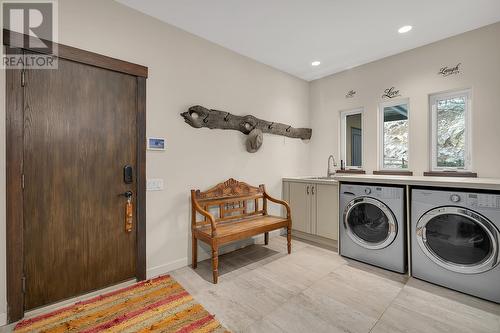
(4, 29, 148, 322)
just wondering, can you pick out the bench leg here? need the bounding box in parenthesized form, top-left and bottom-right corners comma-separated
(287, 225, 292, 254)
(264, 232, 269, 245)
(211, 245, 219, 284)
(192, 234, 197, 269)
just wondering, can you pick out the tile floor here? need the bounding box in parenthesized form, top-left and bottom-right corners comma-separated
(1, 235, 499, 332)
(171, 236, 500, 333)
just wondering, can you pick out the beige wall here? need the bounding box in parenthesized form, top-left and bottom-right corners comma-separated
(310, 22, 500, 177)
(0, 0, 310, 321)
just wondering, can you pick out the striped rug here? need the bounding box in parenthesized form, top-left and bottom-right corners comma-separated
(14, 275, 229, 333)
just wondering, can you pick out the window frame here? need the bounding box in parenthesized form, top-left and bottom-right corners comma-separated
(340, 108, 364, 169)
(378, 98, 410, 171)
(429, 89, 472, 172)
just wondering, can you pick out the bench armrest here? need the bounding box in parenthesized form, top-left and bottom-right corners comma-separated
(191, 196, 217, 237)
(264, 191, 291, 219)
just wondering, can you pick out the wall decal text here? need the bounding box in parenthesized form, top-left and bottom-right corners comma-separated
(382, 87, 401, 99)
(346, 90, 356, 98)
(438, 63, 461, 77)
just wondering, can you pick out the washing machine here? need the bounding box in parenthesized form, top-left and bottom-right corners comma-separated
(412, 188, 500, 303)
(339, 183, 407, 273)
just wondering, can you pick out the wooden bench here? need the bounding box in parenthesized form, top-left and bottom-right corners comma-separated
(191, 178, 292, 283)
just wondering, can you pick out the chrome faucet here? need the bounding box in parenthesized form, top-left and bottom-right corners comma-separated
(327, 155, 337, 178)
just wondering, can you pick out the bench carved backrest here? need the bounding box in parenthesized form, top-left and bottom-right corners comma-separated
(192, 178, 267, 226)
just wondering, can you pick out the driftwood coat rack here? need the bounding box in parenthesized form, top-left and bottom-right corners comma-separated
(181, 105, 312, 152)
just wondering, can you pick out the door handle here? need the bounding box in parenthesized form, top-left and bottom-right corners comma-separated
(120, 191, 133, 199)
(306, 186, 309, 195)
(311, 186, 315, 195)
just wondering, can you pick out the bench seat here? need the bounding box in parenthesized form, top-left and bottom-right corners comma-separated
(191, 179, 292, 283)
(197, 215, 289, 242)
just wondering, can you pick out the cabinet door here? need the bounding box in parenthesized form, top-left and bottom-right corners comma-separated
(315, 184, 339, 240)
(289, 182, 311, 233)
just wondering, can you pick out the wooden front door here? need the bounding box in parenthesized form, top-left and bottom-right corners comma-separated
(21, 57, 138, 310)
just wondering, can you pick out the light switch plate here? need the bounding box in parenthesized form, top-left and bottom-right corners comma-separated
(147, 178, 164, 191)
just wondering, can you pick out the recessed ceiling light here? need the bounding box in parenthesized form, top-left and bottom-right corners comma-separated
(311, 61, 321, 66)
(398, 25, 412, 34)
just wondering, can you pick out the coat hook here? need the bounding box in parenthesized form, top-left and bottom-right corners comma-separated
(224, 112, 230, 121)
(286, 126, 291, 132)
(268, 122, 274, 129)
(203, 110, 210, 123)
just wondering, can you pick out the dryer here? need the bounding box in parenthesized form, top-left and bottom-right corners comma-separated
(412, 188, 500, 303)
(339, 183, 407, 273)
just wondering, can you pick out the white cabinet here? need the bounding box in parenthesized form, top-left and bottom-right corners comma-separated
(282, 180, 338, 241)
(315, 184, 339, 240)
(288, 182, 312, 233)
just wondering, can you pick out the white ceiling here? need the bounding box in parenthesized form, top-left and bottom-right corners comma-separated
(117, 0, 500, 81)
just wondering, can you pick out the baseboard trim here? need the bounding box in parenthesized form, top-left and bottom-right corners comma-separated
(291, 230, 338, 251)
(0, 312, 7, 326)
(147, 257, 188, 279)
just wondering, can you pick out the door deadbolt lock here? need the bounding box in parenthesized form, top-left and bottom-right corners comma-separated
(123, 165, 133, 184)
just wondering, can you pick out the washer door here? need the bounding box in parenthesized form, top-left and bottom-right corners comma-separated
(343, 197, 398, 250)
(416, 207, 500, 274)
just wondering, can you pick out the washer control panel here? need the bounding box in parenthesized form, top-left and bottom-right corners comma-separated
(372, 187, 401, 199)
(467, 193, 500, 209)
(342, 184, 403, 200)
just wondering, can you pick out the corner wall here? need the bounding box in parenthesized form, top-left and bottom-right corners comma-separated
(309, 22, 500, 177)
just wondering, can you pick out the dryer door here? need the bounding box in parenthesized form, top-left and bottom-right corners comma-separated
(343, 197, 398, 250)
(416, 207, 500, 274)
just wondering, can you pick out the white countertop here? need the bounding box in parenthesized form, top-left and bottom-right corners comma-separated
(282, 176, 338, 185)
(283, 174, 500, 191)
(333, 174, 500, 191)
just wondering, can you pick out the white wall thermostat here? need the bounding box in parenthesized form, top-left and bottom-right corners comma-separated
(147, 137, 166, 150)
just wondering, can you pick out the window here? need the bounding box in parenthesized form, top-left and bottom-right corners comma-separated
(340, 108, 363, 168)
(430, 90, 471, 171)
(379, 99, 409, 170)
